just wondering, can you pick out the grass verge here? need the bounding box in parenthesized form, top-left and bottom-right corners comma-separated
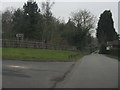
(106, 54, 119, 61)
(2, 48, 85, 62)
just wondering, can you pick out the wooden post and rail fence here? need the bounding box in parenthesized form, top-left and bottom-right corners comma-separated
(1, 39, 77, 51)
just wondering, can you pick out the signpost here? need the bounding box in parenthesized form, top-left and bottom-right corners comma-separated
(16, 33, 24, 41)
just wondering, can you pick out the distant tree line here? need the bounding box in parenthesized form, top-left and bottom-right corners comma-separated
(2, 0, 99, 51)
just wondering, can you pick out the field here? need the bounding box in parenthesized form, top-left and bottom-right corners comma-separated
(2, 48, 85, 61)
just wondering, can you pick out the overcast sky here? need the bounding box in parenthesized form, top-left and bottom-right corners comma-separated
(1, 0, 119, 36)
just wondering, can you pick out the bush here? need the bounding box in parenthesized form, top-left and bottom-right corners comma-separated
(109, 48, 119, 57)
(99, 43, 107, 54)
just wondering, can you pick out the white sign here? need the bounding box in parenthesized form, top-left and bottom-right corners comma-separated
(16, 34, 24, 37)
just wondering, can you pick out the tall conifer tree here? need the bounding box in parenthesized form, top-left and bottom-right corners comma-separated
(96, 10, 118, 44)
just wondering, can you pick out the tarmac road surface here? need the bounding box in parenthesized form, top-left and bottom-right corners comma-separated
(2, 54, 118, 88)
(56, 54, 118, 88)
(2, 60, 75, 88)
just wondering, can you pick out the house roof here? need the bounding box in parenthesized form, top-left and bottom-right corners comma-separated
(107, 40, 120, 46)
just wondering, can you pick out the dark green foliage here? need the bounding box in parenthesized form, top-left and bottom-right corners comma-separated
(96, 10, 119, 44)
(12, 9, 24, 34)
(69, 10, 95, 50)
(12, 1, 44, 40)
(34, 14, 44, 41)
(96, 10, 119, 53)
(2, 9, 14, 39)
(2, 1, 97, 51)
(22, 1, 41, 40)
(61, 19, 76, 45)
(99, 43, 107, 54)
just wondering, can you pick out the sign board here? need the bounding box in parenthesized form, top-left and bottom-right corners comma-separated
(16, 34, 24, 38)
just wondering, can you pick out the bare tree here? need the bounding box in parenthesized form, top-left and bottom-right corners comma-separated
(41, 0, 55, 15)
(0, 11, 2, 39)
(71, 9, 96, 32)
(2, 8, 15, 39)
(70, 9, 96, 50)
(41, 0, 55, 43)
